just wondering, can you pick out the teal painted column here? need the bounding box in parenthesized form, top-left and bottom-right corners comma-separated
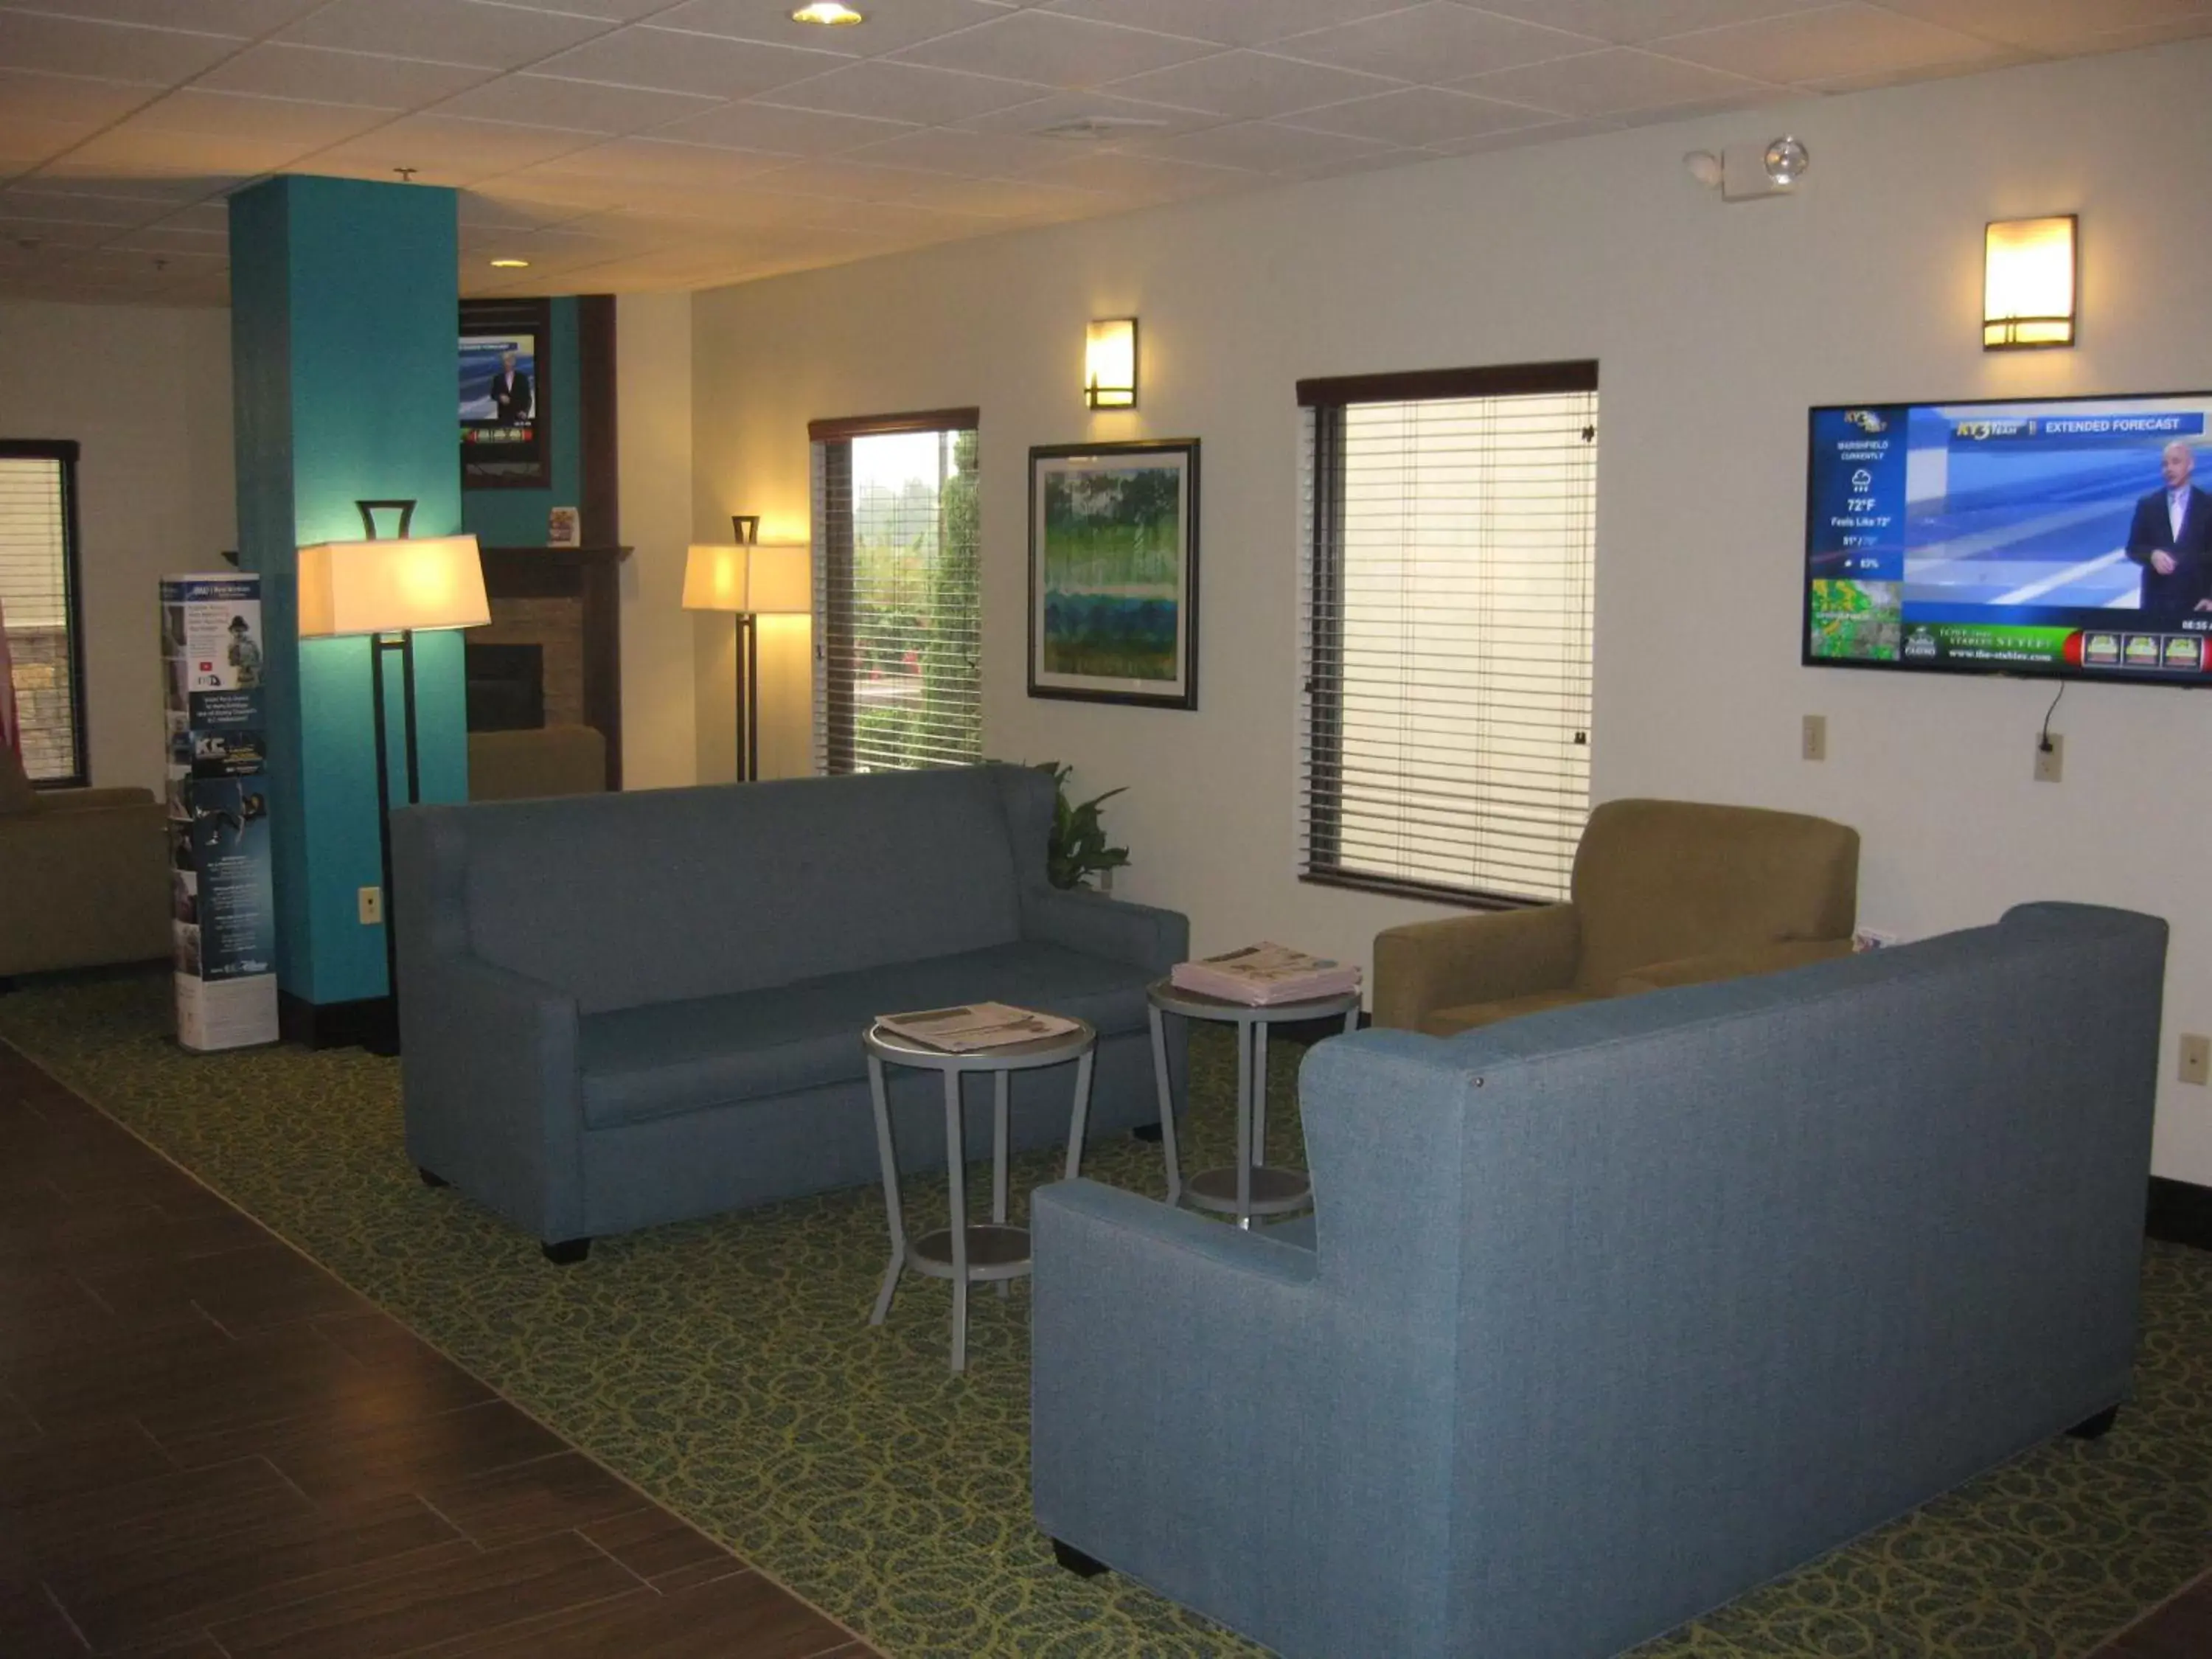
(229, 175, 468, 1010)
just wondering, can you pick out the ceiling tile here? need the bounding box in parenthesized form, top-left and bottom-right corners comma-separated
(0, 186, 168, 225)
(493, 0, 675, 16)
(1290, 86, 1551, 146)
(64, 125, 326, 175)
(276, 0, 610, 72)
(1284, 144, 1446, 179)
(1453, 46, 1775, 116)
(306, 112, 603, 184)
(1270, 4, 1602, 82)
(951, 87, 1212, 136)
(0, 68, 164, 125)
(889, 10, 1219, 86)
(2051, 15, 2212, 53)
(1654, 4, 2005, 83)
(433, 74, 726, 133)
(843, 125, 1075, 175)
(654, 98, 915, 153)
(1019, 147, 1248, 199)
(530, 27, 844, 99)
(0, 118, 106, 171)
(99, 221, 230, 252)
(0, 214, 125, 247)
(118, 88, 389, 142)
(737, 156, 938, 201)
(1124, 118, 1389, 171)
(0, 12, 247, 84)
(655, 0, 1018, 57)
(197, 44, 495, 108)
(761, 60, 1054, 123)
(1101, 48, 1401, 117)
(1039, 0, 1416, 48)
(1879, 0, 2212, 49)
(1795, 48, 2035, 94)
(895, 173, 1107, 215)
(1427, 113, 1622, 154)
(1466, 0, 1839, 46)
(24, 173, 238, 209)
(507, 136, 786, 186)
(6, 0, 322, 32)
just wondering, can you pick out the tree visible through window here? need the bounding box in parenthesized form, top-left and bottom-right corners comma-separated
(812, 410, 981, 774)
(0, 440, 87, 787)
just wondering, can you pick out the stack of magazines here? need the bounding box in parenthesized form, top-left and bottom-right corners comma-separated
(876, 1002, 1079, 1054)
(1170, 943, 1361, 1006)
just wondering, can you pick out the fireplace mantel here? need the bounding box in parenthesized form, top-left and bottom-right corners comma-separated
(479, 544, 630, 790)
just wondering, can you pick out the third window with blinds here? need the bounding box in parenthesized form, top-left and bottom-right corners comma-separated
(1298, 363, 1598, 907)
(810, 410, 981, 777)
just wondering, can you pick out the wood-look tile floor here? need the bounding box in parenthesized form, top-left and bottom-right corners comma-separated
(2093, 1568, 2212, 1658)
(0, 1042, 880, 1659)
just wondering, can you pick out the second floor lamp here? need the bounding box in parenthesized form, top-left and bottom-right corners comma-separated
(684, 517, 811, 782)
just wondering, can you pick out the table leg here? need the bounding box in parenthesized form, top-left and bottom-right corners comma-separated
(1252, 1020, 1271, 1168)
(1062, 1044, 1096, 1181)
(867, 1053, 904, 1326)
(945, 1068, 970, 1374)
(1234, 1019, 1253, 1231)
(993, 1070, 1011, 1300)
(1150, 1004, 1181, 1206)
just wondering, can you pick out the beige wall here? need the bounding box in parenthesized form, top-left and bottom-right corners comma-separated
(692, 39, 2212, 1186)
(0, 299, 235, 796)
(613, 291, 698, 791)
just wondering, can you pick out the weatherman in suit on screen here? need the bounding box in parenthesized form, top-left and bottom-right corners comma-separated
(2125, 439, 2212, 624)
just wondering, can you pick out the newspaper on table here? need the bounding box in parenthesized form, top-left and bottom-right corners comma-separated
(1169, 942, 1363, 1006)
(876, 1002, 1081, 1054)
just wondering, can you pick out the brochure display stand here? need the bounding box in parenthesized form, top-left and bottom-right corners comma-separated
(162, 574, 278, 1051)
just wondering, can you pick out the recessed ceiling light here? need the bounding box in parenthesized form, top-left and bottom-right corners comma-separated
(489, 257, 530, 269)
(792, 2, 863, 24)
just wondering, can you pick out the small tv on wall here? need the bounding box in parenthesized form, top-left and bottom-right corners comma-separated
(1805, 391, 2212, 686)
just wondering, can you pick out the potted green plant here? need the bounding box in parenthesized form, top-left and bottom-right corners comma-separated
(1037, 762, 1130, 891)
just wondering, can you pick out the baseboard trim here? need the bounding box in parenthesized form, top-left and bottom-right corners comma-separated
(2146, 1177, 2212, 1251)
(278, 992, 395, 1051)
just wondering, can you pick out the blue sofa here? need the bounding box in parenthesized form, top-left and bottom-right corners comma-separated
(1032, 902, 2166, 1658)
(392, 765, 1187, 1260)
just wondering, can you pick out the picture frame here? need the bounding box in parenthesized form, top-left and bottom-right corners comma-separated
(1028, 439, 1200, 709)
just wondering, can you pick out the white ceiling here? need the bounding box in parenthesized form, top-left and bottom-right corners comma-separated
(0, 0, 2204, 307)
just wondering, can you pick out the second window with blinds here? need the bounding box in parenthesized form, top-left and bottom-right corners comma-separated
(1298, 364, 1598, 906)
(810, 409, 981, 776)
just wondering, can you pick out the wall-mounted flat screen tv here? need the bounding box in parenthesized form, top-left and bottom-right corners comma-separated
(1805, 392, 2212, 686)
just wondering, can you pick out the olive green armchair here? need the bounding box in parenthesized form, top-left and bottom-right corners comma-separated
(1374, 798, 1860, 1037)
(0, 747, 170, 979)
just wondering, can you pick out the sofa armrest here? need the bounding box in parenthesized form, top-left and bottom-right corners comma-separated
(35, 786, 157, 813)
(399, 950, 588, 1244)
(1613, 937, 1851, 995)
(1372, 904, 1581, 1029)
(1020, 884, 1189, 974)
(0, 797, 170, 974)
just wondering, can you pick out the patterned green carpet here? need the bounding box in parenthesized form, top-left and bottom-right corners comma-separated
(1, 970, 2208, 1658)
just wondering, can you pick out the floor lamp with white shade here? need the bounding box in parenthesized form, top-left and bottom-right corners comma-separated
(684, 516, 812, 782)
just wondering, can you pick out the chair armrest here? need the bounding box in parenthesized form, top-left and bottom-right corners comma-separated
(1020, 884, 1189, 974)
(398, 950, 587, 1243)
(0, 798, 169, 974)
(34, 786, 157, 813)
(1613, 937, 1851, 995)
(1371, 904, 1581, 1029)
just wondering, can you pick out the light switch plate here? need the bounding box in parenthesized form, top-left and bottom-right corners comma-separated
(1801, 714, 1826, 762)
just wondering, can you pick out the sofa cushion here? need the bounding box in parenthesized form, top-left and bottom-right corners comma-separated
(1420, 987, 1592, 1037)
(579, 939, 1154, 1129)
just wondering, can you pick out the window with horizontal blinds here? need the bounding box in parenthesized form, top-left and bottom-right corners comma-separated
(0, 441, 86, 787)
(811, 411, 981, 776)
(1298, 365, 1596, 906)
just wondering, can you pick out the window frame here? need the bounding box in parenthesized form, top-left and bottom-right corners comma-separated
(1295, 361, 1598, 911)
(808, 406, 982, 778)
(0, 438, 89, 790)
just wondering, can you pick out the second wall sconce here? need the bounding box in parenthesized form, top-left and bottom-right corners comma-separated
(1085, 317, 1138, 409)
(1984, 215, 2077, 349)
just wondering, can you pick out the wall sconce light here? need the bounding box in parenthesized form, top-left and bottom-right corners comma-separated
(684, 514, 811, 783)
(1085, 317, 1138, 409)
(1984, 215, 2077, 349)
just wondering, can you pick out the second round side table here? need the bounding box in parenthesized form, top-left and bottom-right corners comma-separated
(1146, 980, 1361, 1229)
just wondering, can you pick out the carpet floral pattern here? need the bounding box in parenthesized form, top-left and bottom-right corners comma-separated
(1, 972, 2206, 1658)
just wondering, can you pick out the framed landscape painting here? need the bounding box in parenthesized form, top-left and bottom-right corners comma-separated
(1028, 439, 1199, 709)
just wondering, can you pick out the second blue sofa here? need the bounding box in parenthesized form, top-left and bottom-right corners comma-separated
(394, 765, 1188, 1259)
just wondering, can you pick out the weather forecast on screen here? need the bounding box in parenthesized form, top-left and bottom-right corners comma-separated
(1804, 393, 2212, 686)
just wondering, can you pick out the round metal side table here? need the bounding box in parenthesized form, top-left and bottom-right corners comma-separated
(1147, 981, 1362, 1229)
(863, 1017, 1096, 1373)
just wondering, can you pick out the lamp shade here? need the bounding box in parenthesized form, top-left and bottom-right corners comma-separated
(298, 534, 490, 638)
(1984, 215, 2076, 349)
(1085, 317, 1137, 409)
(684, 542, 811, 615)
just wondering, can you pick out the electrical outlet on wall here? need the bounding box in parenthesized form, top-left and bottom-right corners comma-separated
(358, 886, 383, 926)
(1801, 714, 1826, 762)
(2034, 731, 2064, 784)
(2181, 1034, 2209, 1087)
